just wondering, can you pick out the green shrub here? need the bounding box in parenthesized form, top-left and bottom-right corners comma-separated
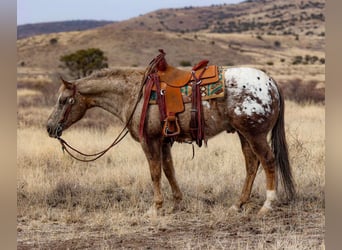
(49, 38, 58, 45)
(274, 40, 281, 47)
(179, 60, 192, 67)
(60, 48, 108, 78)
(292, 55, 303, 65)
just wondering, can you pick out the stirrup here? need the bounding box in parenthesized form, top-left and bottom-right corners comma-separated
(162, 116, 181, 137)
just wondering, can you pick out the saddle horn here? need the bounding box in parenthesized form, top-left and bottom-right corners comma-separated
(156, 49, 167, 71)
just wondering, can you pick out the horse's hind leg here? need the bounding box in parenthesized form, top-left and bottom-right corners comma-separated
(229, 133, 260, 212)
(247, 134, 278, 216)
(161, 142, 183, 211)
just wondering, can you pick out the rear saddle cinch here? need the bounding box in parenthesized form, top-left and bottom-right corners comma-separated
(139, 49, 224, 147)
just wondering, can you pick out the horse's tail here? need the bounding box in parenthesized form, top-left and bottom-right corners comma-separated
(271, 85, 296, 200)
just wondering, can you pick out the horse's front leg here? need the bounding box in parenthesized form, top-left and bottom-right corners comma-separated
(141, 139, 163, 214)
(161, 142, 183, 212)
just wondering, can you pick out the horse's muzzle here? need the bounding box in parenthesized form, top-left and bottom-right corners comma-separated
(47, 123, 63, 138)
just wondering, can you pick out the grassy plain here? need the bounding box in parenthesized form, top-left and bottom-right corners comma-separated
(16, 0, 325, 247)
(17, 85, 324, 248)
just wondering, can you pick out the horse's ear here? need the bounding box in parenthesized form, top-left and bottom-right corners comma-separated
(59, 75, 74, 90)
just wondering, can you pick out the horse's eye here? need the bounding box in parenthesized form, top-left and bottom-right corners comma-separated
(68, 97, 75, 104)
(59, 98, 67, 105)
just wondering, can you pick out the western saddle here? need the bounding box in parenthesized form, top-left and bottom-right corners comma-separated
(139, 49, 220, 147)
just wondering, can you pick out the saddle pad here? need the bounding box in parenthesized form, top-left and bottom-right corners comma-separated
(149, 66, 226, 104)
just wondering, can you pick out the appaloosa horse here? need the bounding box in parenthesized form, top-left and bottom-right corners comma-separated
(47, 63, 295, 216)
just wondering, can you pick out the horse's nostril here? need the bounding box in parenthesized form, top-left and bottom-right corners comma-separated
(47, 124, 61, 138)
(47, 126, 55, 137)
(56, 125, 63, 137)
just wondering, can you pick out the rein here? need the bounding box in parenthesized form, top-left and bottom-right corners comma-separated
(57, 129, 129, 162)
(56, 69, 149, 162)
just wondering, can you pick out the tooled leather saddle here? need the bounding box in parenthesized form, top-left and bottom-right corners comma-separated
(139, 49, 221, 147)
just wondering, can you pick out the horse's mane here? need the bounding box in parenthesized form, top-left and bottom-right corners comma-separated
(84, 68, 143, 81)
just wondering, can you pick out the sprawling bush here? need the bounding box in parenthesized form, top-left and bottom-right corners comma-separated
(280, 79, 325, 104)
(60, 48, 108, 79)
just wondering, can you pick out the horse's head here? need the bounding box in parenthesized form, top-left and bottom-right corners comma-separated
(46, 77, 89, 138)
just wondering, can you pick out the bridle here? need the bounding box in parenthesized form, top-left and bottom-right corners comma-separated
(56, 84, 77, 134)
(56, 81, 142, 162)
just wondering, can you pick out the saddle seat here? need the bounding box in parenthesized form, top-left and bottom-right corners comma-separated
(157, 64, 219, 88)
(155, 64, 219, 113)
(158, 66, 191, 87)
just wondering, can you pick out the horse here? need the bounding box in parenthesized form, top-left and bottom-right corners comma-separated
(46, 63, 295, 216)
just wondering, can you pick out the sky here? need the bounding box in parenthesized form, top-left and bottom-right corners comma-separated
(17, 0, 242, 25)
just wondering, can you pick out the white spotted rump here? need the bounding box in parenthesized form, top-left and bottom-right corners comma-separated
(224, 67, 279, 117)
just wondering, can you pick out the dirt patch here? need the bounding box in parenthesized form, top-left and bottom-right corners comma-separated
(17, 197, 324, 249)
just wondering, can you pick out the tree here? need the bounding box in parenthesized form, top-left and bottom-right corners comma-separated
(60, 48, 108, 78)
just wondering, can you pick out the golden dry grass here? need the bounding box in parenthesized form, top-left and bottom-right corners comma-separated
(17, 97, 325, 249)
(16, 1, 325, 245)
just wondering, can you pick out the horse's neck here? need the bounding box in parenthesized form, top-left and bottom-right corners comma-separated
(77, 69, 143, 123)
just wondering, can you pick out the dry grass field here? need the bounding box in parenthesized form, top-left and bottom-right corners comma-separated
(17, 1, 325, 247)
(17, 80, 324, 248)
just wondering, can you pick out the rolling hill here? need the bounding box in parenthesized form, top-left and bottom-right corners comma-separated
(17, 0, 325, 88)
(106, 0, 324, 36)
(17, 20, 115, 39)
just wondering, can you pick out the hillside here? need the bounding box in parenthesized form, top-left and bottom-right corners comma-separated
(17, 20, 115, 39)
(17, 0, 325, 95)
(108, 0, 325, 36)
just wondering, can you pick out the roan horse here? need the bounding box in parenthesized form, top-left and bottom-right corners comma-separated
(47, 56, 295, 216)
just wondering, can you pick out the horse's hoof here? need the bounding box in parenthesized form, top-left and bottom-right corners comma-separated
(145, 206, 158, 218)
(257, 206, 272, 217)
(228, 204, 241, 214)
(171, 202, 185, 213)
